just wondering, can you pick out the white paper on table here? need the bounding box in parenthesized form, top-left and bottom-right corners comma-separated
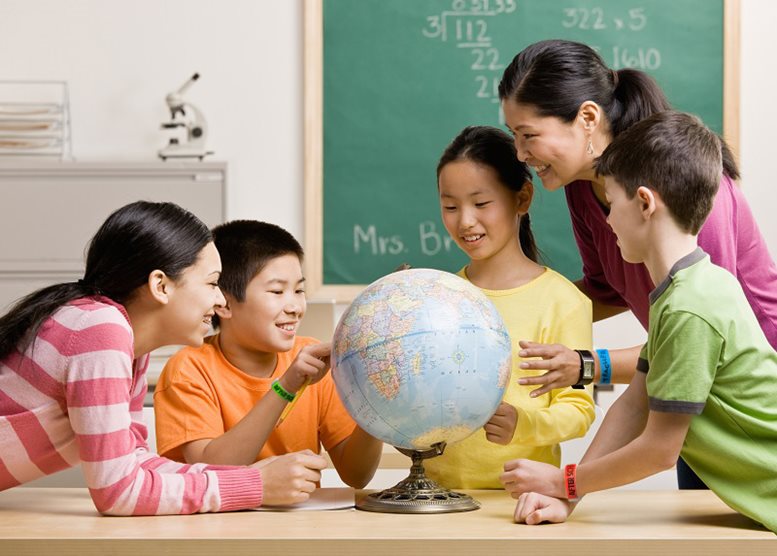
(252, 487, 355, 511)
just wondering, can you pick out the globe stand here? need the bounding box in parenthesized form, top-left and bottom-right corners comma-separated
(356, 442, 480, 513)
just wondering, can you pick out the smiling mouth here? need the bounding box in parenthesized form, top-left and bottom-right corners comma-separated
(277, 323, 297, 332)
(533, 164, 550, 174)
(462, 234, 484, 243)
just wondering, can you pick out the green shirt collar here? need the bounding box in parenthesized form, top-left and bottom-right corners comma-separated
(649, 247, 707, 305)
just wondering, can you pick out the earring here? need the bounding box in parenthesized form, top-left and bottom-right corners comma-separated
(587, 140, 594, 156)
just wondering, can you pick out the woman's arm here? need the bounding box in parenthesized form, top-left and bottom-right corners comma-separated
(574, 278, 630, 322)
(593, 302, 630, 322)
(69, 364, 262, 515)
(516, 343, 641, 396)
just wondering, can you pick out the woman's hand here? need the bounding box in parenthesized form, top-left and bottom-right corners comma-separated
(514, 492, 574, 525)
(253, 450, 328, 506)
(499, 458, 565, 499)
(279, 342, 332, 393)
(484, 402, 518, 445)
(517, 340, 583, 397)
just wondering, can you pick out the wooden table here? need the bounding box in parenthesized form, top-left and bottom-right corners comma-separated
(0, 488, 773, 555)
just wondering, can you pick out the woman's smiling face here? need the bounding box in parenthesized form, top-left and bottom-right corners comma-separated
(502, 99, 592, 191)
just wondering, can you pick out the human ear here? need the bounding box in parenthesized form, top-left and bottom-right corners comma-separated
(515, 180, 534, 214)
(147, 269, 171, 305)
(577, 101, 603, 132)
(636, 186, 657, 219)
(214, 296, 233, 320)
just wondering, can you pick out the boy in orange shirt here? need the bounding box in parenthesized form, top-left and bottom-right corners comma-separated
(154, 220, 382, 488)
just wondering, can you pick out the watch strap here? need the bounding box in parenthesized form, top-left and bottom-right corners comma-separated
(572, 349, 594, 389)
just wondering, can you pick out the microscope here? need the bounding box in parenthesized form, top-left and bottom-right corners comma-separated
(158, 73, 213, 161)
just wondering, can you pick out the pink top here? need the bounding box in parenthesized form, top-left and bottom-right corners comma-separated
(0, 296, 262, 515)
(566, 175, 777, 349)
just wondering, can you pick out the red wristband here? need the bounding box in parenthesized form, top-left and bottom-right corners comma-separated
(564, 463, 579, 501)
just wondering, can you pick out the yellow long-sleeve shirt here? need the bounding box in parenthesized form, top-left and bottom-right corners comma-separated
(424, 267, 595, 489)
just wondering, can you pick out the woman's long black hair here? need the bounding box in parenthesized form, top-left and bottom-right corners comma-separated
(498, 39, 738, 178)
(0, 201, 212, 360)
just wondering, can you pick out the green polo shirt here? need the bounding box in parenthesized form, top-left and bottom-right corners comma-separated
(638, 248, 777, 533)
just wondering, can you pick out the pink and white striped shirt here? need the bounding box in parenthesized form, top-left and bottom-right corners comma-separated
(0, 296, 262, 515)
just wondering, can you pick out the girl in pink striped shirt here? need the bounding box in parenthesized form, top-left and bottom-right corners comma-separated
(0, 201, 326, 515)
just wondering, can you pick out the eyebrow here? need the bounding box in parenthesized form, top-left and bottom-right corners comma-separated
(266, 277, 306, 285)
(440, 190, 488, 199)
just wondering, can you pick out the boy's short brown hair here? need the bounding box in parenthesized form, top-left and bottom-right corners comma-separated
(595, 111, 723, 234)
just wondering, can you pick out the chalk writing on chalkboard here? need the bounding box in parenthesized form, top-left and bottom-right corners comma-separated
(419, 3, 668, 125)
(305, 0, 736, 302)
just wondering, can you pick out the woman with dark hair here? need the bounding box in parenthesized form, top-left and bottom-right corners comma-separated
(498, 40, 777, 489)
(0, 201, 326, 515)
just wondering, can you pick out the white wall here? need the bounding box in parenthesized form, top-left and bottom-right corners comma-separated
(740, 0, 777, 260)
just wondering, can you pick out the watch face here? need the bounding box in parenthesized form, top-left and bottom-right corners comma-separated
(578, 350, 595, 382)
(583, 360, 595, 380)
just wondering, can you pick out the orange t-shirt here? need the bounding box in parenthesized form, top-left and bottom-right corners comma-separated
(153, 335, 355, 463)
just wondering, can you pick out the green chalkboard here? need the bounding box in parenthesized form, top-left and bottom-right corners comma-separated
(304, 0, 737, 301)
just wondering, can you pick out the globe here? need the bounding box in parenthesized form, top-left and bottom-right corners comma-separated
(332, 268, 511, 451)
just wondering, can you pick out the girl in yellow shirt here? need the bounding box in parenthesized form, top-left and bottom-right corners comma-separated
(425, 126, 595, 488)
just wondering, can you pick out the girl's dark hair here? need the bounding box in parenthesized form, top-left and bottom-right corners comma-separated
(437, 126, 539, 262)
(498, 39, 739, 179)
(0, 201, 212, 360)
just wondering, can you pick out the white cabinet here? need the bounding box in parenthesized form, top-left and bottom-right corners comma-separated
(0, 161, 227, 382)
(0, 161, 225, 278)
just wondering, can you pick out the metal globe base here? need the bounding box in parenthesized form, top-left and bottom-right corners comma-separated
(356, 442, 480, 514)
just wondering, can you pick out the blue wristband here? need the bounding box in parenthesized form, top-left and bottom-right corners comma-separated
(596, 348, 611, 385)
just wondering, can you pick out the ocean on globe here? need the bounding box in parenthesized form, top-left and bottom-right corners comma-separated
(332, 268, 511, 451)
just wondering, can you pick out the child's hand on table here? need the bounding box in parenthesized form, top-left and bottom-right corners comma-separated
(252, 449, 328, 505)
(513, 492, 573, 525)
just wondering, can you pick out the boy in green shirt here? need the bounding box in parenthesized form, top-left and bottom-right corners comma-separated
(499, 111, 777, 532)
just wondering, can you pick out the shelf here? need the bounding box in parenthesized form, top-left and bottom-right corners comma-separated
(0, 82, 71, 160)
